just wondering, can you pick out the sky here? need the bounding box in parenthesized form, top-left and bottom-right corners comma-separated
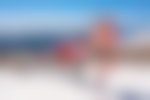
(0, 0, 150, 31)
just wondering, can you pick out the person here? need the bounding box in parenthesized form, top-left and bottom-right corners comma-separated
(81, 16, 118, 98)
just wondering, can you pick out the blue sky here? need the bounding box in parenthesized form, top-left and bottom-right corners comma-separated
(0, 0, 150, 31)
(0, 0, 149, 11)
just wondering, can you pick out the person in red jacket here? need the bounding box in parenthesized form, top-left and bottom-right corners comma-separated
(86, 16, 118, 88)
(54, 40, 84, 65)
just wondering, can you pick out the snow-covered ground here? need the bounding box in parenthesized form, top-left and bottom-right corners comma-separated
(0, 62, 149, 100)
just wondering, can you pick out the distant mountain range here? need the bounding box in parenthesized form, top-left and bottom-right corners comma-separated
(0, 30, 85, 51)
